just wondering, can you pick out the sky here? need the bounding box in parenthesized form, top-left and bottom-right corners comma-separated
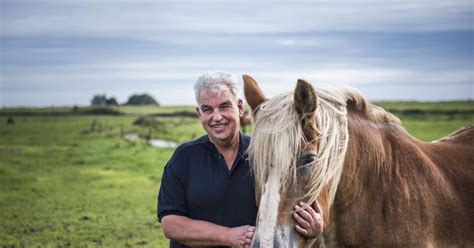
(1, 0, 473, 107)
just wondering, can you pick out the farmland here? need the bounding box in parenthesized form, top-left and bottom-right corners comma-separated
(0, 101, 473, 247)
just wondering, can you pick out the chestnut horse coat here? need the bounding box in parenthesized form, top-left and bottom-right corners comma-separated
(330, 111, 474, 246)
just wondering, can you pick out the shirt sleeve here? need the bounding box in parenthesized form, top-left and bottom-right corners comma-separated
(157, 147, 188, 222)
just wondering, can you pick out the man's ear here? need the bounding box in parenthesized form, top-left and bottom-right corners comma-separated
(237, 99, 244, 117)
(195, 106, 201, 118)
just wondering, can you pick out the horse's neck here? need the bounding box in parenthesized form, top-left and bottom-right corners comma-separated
(342, 113, 472, 181)
(335, 111, 472, 215)
(336, 112, 431, 202)
(327, 113, 474, 246)
(345, 112, 422, 168)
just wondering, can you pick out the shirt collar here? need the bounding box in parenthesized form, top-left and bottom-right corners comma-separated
(237, 132, 250, 157)
(201, 132, 249, 158)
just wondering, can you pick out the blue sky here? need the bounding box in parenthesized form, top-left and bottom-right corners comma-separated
(1, 0, 473, 106)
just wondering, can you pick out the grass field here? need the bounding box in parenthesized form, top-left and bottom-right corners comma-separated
(0, 102, 472, 247)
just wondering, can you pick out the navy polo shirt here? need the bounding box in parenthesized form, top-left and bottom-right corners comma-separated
(157, 132, 257, 248)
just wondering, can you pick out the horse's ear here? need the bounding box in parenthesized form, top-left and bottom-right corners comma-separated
(243, 74, 267, 113)
(294, 79, 317, 116)
(294, 79, 319, 145)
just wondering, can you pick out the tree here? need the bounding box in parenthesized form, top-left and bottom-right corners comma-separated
(91, 94, 107, 106)
(126, 94, 159, 106)
(106, 97, 119, 106)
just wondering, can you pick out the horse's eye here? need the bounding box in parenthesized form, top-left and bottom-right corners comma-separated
(299, 150, 316, 166)
(298, 150, 316, 176)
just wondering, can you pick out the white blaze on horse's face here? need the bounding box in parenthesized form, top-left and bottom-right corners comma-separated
(250, 162, 314, 248)
(244, 75, 319, 248)
(250, 150, 316, 248)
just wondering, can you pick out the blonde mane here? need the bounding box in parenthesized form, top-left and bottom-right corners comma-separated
(343, 88, 401, 125)
(249, 87, 399, 207)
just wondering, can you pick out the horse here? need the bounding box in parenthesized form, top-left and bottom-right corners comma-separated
(242, 74, 474, 247)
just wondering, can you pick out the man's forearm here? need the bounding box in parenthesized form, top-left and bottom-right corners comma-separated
(161, 215, 230, 246)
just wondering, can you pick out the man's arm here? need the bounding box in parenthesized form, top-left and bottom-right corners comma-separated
(161, 215, 255, 247)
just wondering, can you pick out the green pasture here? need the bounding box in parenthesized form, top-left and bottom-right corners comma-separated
(0, 101, 472, 247)
(374, 100, 474, 112)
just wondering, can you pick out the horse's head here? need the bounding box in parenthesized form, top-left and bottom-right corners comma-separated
(243, 75, 349, 247)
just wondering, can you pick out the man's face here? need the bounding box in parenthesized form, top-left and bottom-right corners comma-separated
(196, 88, 243, 146)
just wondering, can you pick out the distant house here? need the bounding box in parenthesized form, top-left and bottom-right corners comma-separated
(126, 94, 160, 106)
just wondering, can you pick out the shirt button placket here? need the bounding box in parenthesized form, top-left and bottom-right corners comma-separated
(218, 154, 231, 179)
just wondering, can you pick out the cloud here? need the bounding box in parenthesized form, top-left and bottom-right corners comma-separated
(1, 0, 472, 106)
(2, 56, 472, 105)
(2, 0, 472, 39)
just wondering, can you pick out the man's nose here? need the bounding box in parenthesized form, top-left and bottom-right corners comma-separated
(211, 110, 223, 121)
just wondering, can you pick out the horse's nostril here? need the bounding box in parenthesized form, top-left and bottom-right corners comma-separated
(273, 235, 283, 248)
(250, 234, 260, 248)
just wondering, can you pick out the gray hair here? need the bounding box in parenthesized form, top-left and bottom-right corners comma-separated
(194, 71, 239, 105)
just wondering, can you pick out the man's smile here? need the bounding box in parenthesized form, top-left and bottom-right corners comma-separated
(210, 122, 229, 130)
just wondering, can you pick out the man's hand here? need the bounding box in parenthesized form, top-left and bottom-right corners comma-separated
(226, 225, 256, 248)
(293, 201, 324, 238)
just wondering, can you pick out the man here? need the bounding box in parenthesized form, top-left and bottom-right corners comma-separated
(157, 71, 323, 247)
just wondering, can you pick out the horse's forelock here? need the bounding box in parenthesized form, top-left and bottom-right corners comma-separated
(249, 92, 303, 196)
(249, 87, 351, 207)
(305, 88, 349, 206)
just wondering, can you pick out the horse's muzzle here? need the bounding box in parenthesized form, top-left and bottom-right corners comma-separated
(250, 225, 300, 248)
